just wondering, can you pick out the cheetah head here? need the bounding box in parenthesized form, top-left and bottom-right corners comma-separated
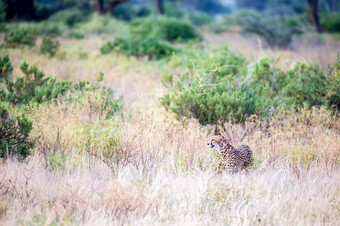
(207, 135, 224, 151)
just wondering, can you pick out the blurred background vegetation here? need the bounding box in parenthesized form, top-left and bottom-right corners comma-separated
(0, 0, 339, 47)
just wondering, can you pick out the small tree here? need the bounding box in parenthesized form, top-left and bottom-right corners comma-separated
(0, 105, 34, 160)
(0, 55, 13, 80)
(40, 37, 60, 57)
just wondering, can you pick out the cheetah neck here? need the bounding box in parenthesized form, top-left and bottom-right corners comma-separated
(219, 141, 237, 156)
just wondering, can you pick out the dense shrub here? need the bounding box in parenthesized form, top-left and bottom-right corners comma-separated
(249, 57, 340, 110)
(38, 23, 62, 37)
(130, 16, 201, 42)
(7, 22, 62, 37)
(0, 62, 122, 116)
(67, 31, 84, 39)
(320, 12, 340, 33)
(1, 62, 70, 105)
(40, 37, 60, 57)
(48, 9, 86, 28)
(0, 55, 13, 80)
(0, 104, 34, 160)
(77, 14, 129, 34)
(162, 48, 340, 124)
(4, 28, 36, 47)
(164, 2, 185, 18)
(100, 37, 177, 59)
(189, 12, 213, 26)
(236, 10, 303, 48)
(100, 16, 199, 59)
(161, 47, 251, 124)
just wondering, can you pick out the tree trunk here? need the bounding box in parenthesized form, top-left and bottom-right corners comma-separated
(307, 0, 323, 33)
(107, 0, 130, 13)
(96, 0, 105, 14)
(156, 0, 164, 15)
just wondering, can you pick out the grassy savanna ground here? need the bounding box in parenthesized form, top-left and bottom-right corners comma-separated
(1, 30, 340, 225)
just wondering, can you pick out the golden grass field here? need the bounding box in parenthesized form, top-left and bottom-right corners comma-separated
(0, 31, 340, 225)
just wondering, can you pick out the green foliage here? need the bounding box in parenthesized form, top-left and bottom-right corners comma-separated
(48, 9, 87, 28)
(67, 31, 84, 39)
(76, 119, 121, 168)
(164, 2, 185, 18)
(0, 55, 13, 80)
(99, 16, 199, 59)
(130, 16, 201, 42)
(48, 152, 67, 171)
(7, 22, 62, 37)
(4, 28, 36, 47)
(1, 62, 65, 105)
(0, 62, 122, 117)
(236, 10, 303, 48)
(189, 12, 213, 26)
(0, 104, 34, 160)
(100, 37, 177, 59)
(162, 48, 340, 124)
(161, 47, 251, 124)
(320, 13, 340, 33)
(40, 37, 60, 57)
(76, 14, 129, 34)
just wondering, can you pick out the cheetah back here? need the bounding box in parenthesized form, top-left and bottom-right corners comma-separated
(236, 144, 253, 165)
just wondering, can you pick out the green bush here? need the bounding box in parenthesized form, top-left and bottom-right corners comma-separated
(0, 55, 13, 80)
(248, 57, 340, 110)
(1, 62, 70, 105)
(130, 16, 201, 43)
(4, 28, 36, 47)
(236, 10, 303, 48)
(40, 37, 60, 57)
(67, 31, 84, 39)
(282, 63, 330, 107)
(7, 22, 62, 37)
(162, 48, 339, 125)
(0, 62, 122, 117)
(39, 23, 62, 37)
(320, 13, 340, 33)
(161, 47, 251, 124)
(76, 14, 129, 34)
(48, 9, 86, 28)
(0, 104, 34, 160)
(164, 2, 185, 18)
(100, 36, 177, 59)
(189, 12, 213, 26)
(99, 16, 199, 59)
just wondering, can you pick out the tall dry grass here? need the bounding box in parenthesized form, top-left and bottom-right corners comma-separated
(1, 99, 339, 225)
(0, 35, 339, 225)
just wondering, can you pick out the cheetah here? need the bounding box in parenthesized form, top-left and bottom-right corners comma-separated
(207, 135, 253, 173)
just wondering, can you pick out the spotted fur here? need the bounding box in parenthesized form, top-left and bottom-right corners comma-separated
(207, 135, 253, 173)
